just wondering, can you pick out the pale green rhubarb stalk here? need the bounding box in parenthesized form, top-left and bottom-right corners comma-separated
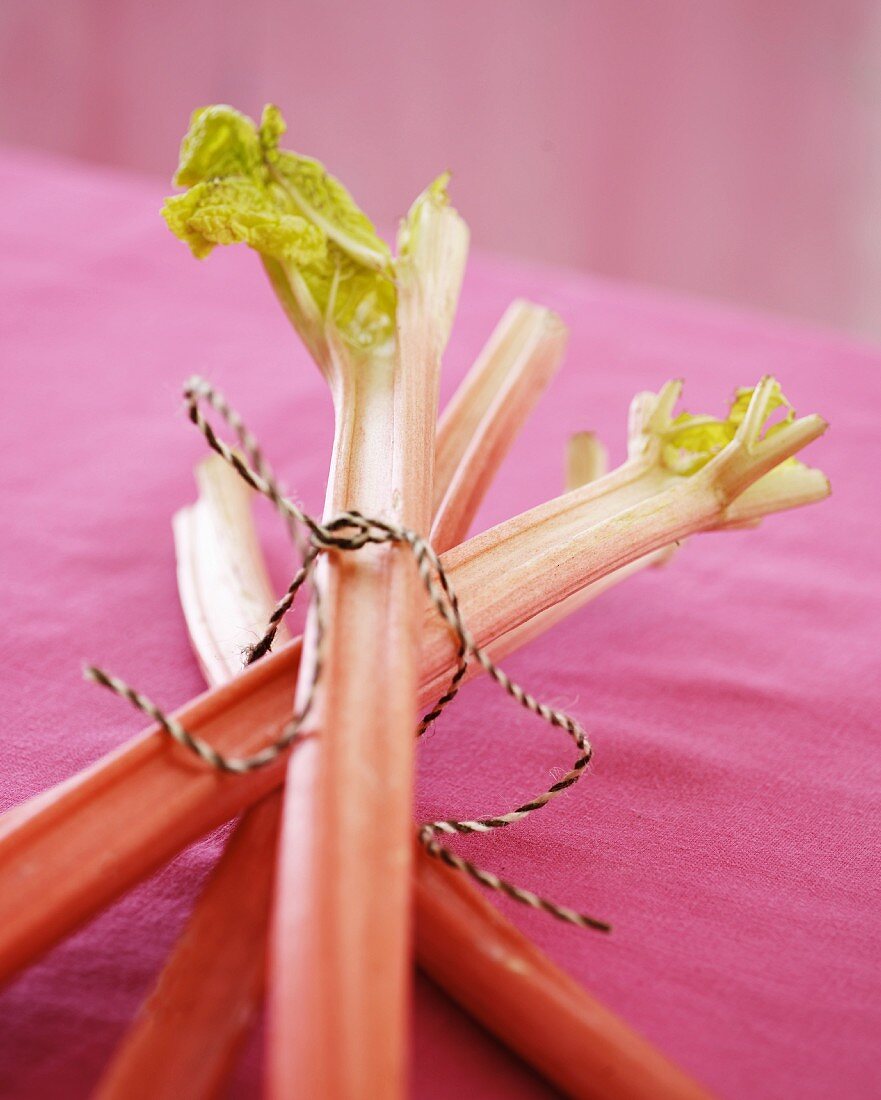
(418, 377, 827, 700)
(96, 302, 569, 1100)
(163, 103, 469, 1098)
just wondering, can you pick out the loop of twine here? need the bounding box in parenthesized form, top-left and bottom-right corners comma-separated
(85, 376, 610, 934)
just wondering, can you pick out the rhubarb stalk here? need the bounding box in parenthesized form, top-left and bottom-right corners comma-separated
(267, 186, 468, 1098)
(164, 104, 473, 1096)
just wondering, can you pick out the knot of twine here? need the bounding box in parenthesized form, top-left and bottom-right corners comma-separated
(85, 377, 609, 934)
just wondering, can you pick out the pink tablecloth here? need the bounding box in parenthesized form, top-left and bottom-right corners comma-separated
(1, 147, 878, 1099)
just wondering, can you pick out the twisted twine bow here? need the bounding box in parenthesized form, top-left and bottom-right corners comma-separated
(86, 378, 610, 933)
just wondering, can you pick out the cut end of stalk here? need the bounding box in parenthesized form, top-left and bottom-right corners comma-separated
(649, 378, 685, 432)
(702, 381, 830, 506)
(397, 177, 470, 358)
(566, 432, 608, 490)
(431, 300, 567, 550)
(719, 462, 831, 527)
(173, 454, 290, 684)
(622, 377, 830, 519)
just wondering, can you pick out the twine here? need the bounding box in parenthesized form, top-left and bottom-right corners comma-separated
(85, 377, 609, 933)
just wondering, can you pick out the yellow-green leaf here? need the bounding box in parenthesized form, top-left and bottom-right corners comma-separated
(163, 178, 326, 264)
(269, 152, 391, 273)
(661, 384, 801, 475)
(164, 103, 396, 357)
(173, 105, 264, 188)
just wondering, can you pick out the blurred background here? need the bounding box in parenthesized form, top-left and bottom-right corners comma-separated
(2, 0, 879, 339)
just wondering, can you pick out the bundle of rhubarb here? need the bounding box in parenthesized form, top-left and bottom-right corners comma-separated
(0, 104, 830, 1100)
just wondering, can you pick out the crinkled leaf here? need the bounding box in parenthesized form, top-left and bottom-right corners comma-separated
(164, 103, 395, 356)
(174, 105, 264, 188)
(728, 382, 794, 429)
(299, 244, 397, 353)
(662, 414, 735, 475)
(163, 178, 326, 264)
(259, 106, 391, 273)
(662, 384, 800, 475)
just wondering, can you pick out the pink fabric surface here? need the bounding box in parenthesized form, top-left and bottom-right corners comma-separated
(0, 146, 878, 1099)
